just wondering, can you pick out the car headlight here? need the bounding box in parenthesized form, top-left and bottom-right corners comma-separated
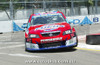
(29, 34, 39, 38)
(63, 30, 72, 35)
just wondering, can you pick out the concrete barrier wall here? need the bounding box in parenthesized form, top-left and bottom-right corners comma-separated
(66, 15, 100, 25)
(0, 14, 100, 33)
(14, 19, 28, 27)
(14, 14, 100, 26)
(0, 20, 12, 33)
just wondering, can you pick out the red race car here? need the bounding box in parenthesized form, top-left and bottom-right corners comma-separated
(25, 11, 78, 51)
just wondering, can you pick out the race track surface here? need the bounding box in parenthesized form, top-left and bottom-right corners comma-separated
(0, 41, 100, 65)
(0, 24, 100, 65)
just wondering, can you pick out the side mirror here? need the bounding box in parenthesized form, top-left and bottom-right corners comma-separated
(21, 23, 27, 28)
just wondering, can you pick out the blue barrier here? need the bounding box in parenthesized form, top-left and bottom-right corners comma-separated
(68, 17, 93, 25)
(80, 16, 92, 25)
(73, 19, 80, 24)
(13, 22, 24, 32)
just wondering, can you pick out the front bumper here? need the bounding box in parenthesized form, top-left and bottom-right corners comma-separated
(25, 37, 77, 51)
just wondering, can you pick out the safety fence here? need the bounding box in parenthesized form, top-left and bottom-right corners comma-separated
(0, 0, 100, 21)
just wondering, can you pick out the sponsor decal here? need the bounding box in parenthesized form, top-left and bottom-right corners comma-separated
(35, 25, 65, 31)
(73, 19, 80, 24)
(41, 37, 62, 42)
(71, 17, 92, 25)
(93, 17, 99, 22)
(33, 13, 61, 18)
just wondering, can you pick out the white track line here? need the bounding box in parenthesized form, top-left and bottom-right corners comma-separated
(8, 53, 44, 58)
(78, 35, 100, 50)
(0, 53, 44, 58)
(0, 44, 24, 49)
(0, 42, 23, 44)
(78, 43, 100, 50)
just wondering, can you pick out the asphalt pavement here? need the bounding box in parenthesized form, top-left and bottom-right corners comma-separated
(0, 41, 100, 65)
(0, 23, 100, 65)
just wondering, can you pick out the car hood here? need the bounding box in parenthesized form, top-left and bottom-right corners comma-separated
(28, 22, 71, 34)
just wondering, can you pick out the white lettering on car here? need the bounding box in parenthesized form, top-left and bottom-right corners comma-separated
(35, 25, 65, 31)
(41, 37, 62, 42)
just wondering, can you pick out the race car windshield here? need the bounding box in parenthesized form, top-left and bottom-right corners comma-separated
(31, 14, 66, 25)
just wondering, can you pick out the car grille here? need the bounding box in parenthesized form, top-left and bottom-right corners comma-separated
(41, 31, 60, 37)
(39, 41, 65, 48)
(43, 42, 62, 48)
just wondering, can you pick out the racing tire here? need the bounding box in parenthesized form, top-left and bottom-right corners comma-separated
(86, 35, 100, 45)
(0, 32, 3, 34)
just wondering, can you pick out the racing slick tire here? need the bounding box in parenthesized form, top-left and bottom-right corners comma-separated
(86, 34, 100, 45)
